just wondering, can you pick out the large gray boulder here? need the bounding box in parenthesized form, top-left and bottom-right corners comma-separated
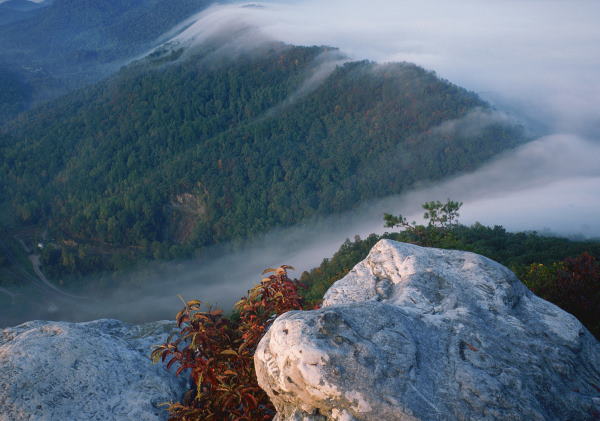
(0, 319, 185, 421)
(255, 240, 600, 421)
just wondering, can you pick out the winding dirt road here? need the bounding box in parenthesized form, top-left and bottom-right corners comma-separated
(28, 254, 85, 299)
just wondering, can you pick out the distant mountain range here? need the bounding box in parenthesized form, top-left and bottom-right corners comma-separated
(0, 40, 525, 281)
(0, 0, 212, 122)
(0, 0, 48, 28)
(0, 0, 49, 10)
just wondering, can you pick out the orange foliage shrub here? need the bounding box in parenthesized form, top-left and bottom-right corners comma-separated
(152, 266, 304, 420)
(524, 252, 599, 338)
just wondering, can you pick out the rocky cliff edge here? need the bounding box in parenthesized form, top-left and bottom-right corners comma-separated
(255, 240, 600, 421)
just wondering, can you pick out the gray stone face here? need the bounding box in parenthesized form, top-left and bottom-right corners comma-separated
(0, 319, 186, 421)
(255, 240, 600, 421)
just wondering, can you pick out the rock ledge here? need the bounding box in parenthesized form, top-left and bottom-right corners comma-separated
(255, 240, 600, 421)
(0, 319, 185, 421)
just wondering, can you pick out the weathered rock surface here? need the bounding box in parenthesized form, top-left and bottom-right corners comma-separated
(255, 240, 600, 421)
(0, 319, 185, 421)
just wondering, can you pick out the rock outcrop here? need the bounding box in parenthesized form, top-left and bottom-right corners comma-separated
(255, 240, 600, 421)
(0, 319, 185, 421)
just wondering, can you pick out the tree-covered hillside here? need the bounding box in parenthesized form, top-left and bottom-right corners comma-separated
(0, 65, 31, 122)
(298, 205, 600, 339)
(0, 0, 211, 61)
(0, 44, 524, 280)
(300, 224, 600, 305)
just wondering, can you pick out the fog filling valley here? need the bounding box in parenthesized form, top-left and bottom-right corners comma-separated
(2, 0, 599, 324)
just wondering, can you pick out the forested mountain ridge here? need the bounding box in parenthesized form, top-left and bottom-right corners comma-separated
(0, 43, 525, 280)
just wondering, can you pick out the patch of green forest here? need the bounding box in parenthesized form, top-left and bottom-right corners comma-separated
(300, 224, 600, 304)
(0, 66, 31, 123)
(0, 44, 524, 281)
(299, 202, 599, 337)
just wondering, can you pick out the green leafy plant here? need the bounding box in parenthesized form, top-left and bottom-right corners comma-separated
(152, 265, 304, 420)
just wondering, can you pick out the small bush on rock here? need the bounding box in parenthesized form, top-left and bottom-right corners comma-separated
(384, 199, 463, 247)
(152, 266, 304, 420)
